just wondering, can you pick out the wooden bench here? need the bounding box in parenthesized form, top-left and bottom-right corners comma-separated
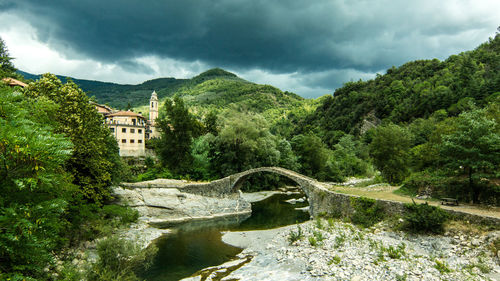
(441, 198, 459, 206)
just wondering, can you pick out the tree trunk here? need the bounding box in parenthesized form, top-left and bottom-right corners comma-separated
(469, 167, 479, 204)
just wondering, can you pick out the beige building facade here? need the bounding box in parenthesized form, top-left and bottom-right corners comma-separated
(106, 111, 147, 157)
(94, 91, 160, 157)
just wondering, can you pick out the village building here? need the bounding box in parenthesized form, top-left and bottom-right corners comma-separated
(147, 90, 161, 139)
(94, 91, 160, 157)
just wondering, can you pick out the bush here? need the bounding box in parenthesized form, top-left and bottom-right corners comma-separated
(288, 225, 303, 244)
(136, 167, 173, 182)
(102, 205, 139, 225)
(402, 202, 449, 234)
(87, 236, 157, 281)
(350, 197, 385, 228)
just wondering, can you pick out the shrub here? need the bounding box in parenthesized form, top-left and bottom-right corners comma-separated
(308, 236, 318, 247)
(102, 205, 139, 225)
(402, 202, 449, 234)
(288, 225, 303, 244)
(434, 259, 451, 274)
(385, 243, 406, 259)
(313, 230, 325, 242)
(329, 255, 341, 265)
(350, 197, 385, 228)
(334, 232, 346, 249)
(87, 236, 157, 281)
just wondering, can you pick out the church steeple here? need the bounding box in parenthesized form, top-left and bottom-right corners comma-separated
(149, 90, 158, 124)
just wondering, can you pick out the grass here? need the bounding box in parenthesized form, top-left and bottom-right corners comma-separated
(288, 225, 304, 244)
(313, 230, 325, 242)
(328, 255, 341, 265)
(308, 236, 318, 247)
(328, 184, 500, 220)
(334, 232, 346, 249)
(434, 259, 452, 274)
(385, 243, 406, 259)
(315, 217, 324, 230)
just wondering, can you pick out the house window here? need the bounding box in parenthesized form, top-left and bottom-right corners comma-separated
(151, 102, 154, 108)
(138, 129, 142, 134)
(122, 128, 127, 133)
(130, 128, 135, 133)
(121, 139, 126, 143)
(138, 139, 143, 144)
(110, 128, 115, 132)
(130, 139, 135, 143)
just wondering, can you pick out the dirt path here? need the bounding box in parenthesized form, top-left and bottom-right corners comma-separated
(328, 184, 500, 219)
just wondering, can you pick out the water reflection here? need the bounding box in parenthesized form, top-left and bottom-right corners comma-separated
(142, 192, 309, 281)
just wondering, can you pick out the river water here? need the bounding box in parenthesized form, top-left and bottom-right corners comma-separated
(141, 192, 310, 281)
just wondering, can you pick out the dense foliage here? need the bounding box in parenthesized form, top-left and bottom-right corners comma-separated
(289, 32, 500, 204)
(307, 34, 500, 137)
(402, 202, 449, 234)
(0, 87, 74, 279)
(23, 74, 123, 203)
(0, 37, 16, 76)
(1, 38, 143, 280)
(156, 95, 202, 174)
(350, 197, 385, 228)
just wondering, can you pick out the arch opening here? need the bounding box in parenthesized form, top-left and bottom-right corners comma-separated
(229, 167, 312, 199)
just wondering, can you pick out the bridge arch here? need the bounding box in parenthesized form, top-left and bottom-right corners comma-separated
(228, 167, 316, 198)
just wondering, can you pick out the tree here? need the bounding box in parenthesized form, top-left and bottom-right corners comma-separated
(332, 134, 372, 178)
(209, 113, 281, 177)
(369, 124, 412, 184)
(0, 36, 16, 76)
(156, 95, 201, 175)
(203, 110, 219, 136)
(291, 134, 340, 181)
(0, 86, 73, 279)
(23, 74, 121, 203)
(439, 108, 500, 203)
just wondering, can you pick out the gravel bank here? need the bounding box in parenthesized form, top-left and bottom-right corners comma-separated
(190, 220, 500, 281)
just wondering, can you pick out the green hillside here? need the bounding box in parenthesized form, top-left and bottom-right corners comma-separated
(301, 34, 500, 144)
(17, 70, 187, 109)
(130, 68, 309, 122)
(18, 68, 310, 121)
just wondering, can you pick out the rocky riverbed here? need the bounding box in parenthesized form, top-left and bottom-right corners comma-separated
(184, 220, 500, 281)
(112, 182, 252, 248)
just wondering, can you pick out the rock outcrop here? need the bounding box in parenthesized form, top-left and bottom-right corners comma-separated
(112, 184, 251, 228)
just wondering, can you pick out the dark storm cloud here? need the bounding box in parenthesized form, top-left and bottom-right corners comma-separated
(1, 0, 497, 92)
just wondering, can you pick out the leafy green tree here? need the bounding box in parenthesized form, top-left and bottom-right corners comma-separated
(0, 36, 16, 76)
(0, 86, 73, 279)
(203, 111, 219, 136)
(291, 134, 341, 181)
(209, 113, 281, 177)
(369, 124, 412, 184)
(439, 108, 500, 203)
(190, 134, 215, 180)
(156, 95, 201, 175)
(332, 134, 372, 178)
(23, 74, 121, 203)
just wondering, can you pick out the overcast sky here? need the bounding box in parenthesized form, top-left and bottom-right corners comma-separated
(0, 0, 498, 98)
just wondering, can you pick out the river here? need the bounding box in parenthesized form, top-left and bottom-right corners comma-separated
(141, 191, 310, 281)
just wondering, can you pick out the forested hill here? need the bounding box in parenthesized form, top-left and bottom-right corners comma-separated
(301, 34, 500, 141)
(17, 68, 307, 118)
(17, 70, 188, 109)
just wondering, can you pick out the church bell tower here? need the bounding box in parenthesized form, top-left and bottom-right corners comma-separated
(149, 90, 158, 125)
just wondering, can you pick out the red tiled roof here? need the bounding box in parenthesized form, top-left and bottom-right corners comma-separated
(107, 110, 147, 119)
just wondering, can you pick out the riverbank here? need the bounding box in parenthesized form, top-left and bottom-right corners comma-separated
(184, 220, 500, 281)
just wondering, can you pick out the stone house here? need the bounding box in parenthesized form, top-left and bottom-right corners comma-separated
(94, 91, 160, 157)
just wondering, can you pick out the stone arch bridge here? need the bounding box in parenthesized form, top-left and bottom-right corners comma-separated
(120, 166, 500, 225)
(179, 167, 333, 217)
